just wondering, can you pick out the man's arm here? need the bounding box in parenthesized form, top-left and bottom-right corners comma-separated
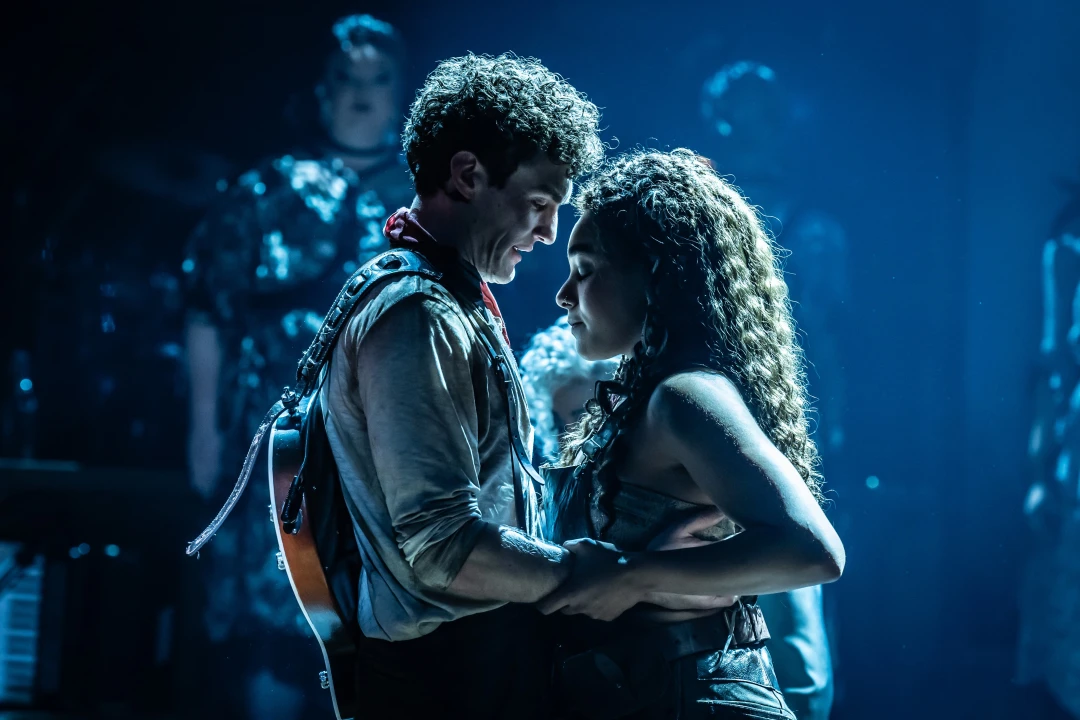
(353, 292, 572, 603)
(444, 522, 572, 603)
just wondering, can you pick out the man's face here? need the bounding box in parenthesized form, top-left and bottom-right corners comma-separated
(322, 45, 399, 151)
(467, 154, 572, 284)
(556, 214, 649, 361)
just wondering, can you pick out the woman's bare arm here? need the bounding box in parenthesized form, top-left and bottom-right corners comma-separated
(626, 371, 845, 597)
(538, 371, 843, 620)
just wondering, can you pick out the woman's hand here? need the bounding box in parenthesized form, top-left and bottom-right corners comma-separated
(536, 538, 646, 622)
(646, 506, 726, 551)
(644, 507, 737, 610)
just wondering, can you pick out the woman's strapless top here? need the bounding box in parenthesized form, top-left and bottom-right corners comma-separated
(541, 465, 739, 549)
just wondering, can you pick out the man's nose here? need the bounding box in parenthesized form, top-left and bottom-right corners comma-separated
(536, 209, 558, 245)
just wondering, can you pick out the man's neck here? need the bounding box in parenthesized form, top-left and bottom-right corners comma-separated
(410, 196, 477, 269)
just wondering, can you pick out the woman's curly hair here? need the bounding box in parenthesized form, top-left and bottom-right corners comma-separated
(403, 53, 604, 195)
(559, 149, 822, 532)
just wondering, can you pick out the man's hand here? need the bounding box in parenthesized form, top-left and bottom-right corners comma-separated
(536, 538, 646, 622)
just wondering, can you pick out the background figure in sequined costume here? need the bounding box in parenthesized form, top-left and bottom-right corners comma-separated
(181, 15, 414, 719)
(700, 60, 842, 720)
(1019, 171, 1080, 719)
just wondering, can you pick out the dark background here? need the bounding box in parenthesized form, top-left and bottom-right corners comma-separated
(3, 0, 1079, 717)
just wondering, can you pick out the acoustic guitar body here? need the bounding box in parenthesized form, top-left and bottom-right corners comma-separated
(268, 411, 358, 720)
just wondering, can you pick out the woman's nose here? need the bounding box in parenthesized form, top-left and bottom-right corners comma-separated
(555, 280, 574, 309)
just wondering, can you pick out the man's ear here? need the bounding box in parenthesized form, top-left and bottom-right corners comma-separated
(446, 151, 488, 201)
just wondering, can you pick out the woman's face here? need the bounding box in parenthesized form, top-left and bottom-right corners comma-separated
(321, 44, 399, 151)
(556, 214, 649, 361)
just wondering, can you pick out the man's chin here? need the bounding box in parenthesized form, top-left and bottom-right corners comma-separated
(483, 263, 516, 285)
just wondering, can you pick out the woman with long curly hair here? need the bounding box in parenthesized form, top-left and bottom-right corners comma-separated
(537, 149, 845, 719)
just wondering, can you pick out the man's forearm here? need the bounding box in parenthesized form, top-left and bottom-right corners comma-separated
(446, 522, 573, 603)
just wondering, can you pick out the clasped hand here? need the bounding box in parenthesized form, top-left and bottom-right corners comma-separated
(536, 537, 643, 621)
(537, 507, 737, 621)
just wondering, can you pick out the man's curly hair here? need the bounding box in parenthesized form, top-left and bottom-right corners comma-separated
(560, 149, 823, 526)
(403, 53, 604, 195)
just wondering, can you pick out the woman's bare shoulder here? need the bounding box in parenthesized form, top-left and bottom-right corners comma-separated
(646, 370, 752, 433)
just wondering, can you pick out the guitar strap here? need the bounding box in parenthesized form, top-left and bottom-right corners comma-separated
(186, 247, 542, 553)
(450, 294, 544, 538)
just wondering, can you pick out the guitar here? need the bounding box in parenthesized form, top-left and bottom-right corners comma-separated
(268, 409, 358, 720)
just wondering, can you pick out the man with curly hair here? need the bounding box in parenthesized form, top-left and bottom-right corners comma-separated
(317, 53, 603, 716)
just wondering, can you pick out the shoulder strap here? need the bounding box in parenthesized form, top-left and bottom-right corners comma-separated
(453, 302, 545, 539)
(294, 250, 441, 398)
(186, 249, 441, 556)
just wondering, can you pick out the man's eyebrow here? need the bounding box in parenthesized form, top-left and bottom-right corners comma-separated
(538, 182, 571, 203)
